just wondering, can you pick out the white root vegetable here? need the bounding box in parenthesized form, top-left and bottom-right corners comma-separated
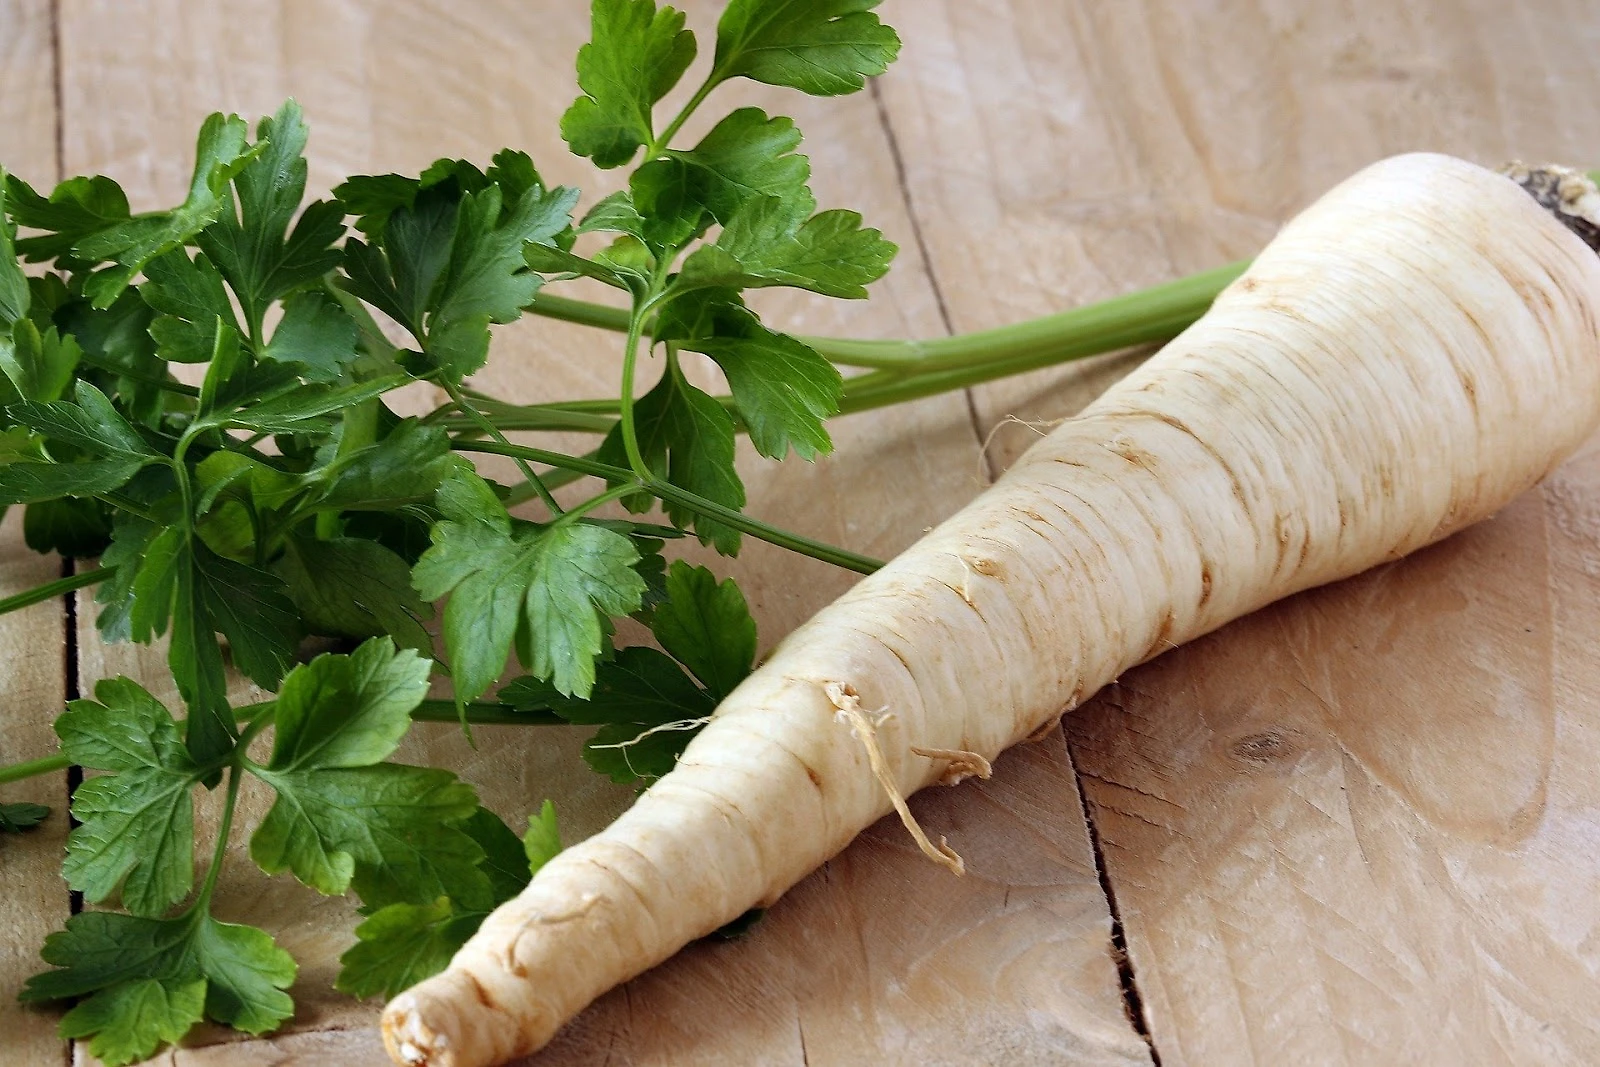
(382, 153, 1600, 1066)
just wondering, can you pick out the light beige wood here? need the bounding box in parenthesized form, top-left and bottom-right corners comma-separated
(0, 2, 69, 1062)
(878, 0, 1600, 1063)
(47, 2, 1139, 1064)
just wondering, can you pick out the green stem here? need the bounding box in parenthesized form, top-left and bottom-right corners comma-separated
(454, 441, 885, 574)
(528, 291, 632, 333)
(525, 262, 1244, 373)
(652, 73, 720, 153)
(0, 701, 564, 788)
(615, 306, 652, 481)
(850, 261, 1245, 381)
(557, 483, 638, 525)
(0, 566, 112, 618)
(197, 767, 241, 904)
(445, 381, 564, 515)
(507, 260, 1246, 425)
(0, 752, 69, 785)
(412, 699, 562, 725)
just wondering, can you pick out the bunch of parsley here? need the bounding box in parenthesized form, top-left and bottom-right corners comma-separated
(0, 0, 903, 1060)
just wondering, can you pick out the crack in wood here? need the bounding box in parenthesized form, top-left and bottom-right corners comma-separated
(867, 78, 996, 485)
(1067, 738, 1161, 1065)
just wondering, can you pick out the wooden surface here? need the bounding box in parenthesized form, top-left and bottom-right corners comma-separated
(2, 1, 1599, 1064)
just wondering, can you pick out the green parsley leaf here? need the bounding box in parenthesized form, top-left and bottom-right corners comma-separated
(261, 290, 359, 381)
(265, 637, 432, 771)
(77, 112, 261, 308)
(58, 977, 206, 1067)
(22, 908, 297, 1043)
(650, 560, 757, 695)
(656, 290, 840, 459)
(338, 184, 457, 336)
(414, 469, 650, 700)
(562, 0, 698, 169)
(507, 563, 756, 783)
(219, 373, 408, 434)
(0, 169, 30, 324)
(423, 181, 577, 379)
(573, 647, 718, 782)
(1, 317, 82, 402)
(56, 678, 201, 916)
(161, 539, 300, 765)
(576, 190, 646, 236)
(0, 456, 145, 506)
(96, 515, 180, 645)
(247, 639, 485, 904)
(142, 248, 238, 364)
(335, 157, 488, 240)
(596, 363, 745, 553)
(523, 799, 563, 877)
(5, 171, 131, 264)
(523, 240, 637, 292)
(7, 379, 157, 460)
(249, 763, 482, 901)
(335, 804, 551, 1000)
(464, 806, 535, 904)
(334, 896, 480, 1000)
(304, 419, 456, 514)
(712, 0, 901, 96)
(678, 198, 896, 299)
(632, 108, 812, 239)
(0, 801, 49, 832)
(197, 100, 346, 325)
(278, 536, 434, 653)
(24, 496, 114, 557)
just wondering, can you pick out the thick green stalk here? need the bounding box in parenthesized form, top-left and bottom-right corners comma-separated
(502, 261, 1247, 430)
(840, 261, 1245, 379)
(0, 752, 68, 785)
(525, 261, 1245, 372)
(528, 291, 632, 333)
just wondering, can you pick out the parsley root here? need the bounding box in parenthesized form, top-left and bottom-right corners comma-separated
(382, 153, 1600, 1065)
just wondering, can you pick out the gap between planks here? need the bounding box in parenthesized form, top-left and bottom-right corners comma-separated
(1067, 732, 1161, 1064)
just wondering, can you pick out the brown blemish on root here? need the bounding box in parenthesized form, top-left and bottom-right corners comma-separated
(826, 682, 966, 876)
(1198, 562, 1215, 610)
(1142, 410, 1251, 510)
(464, 971, 498, 1013)
(804, 764, 824, 790)
(1149, 608, 1177, 658)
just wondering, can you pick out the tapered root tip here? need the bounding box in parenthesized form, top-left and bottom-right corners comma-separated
(382, 991, 452, 1066)
(1501, 162, 1600, 256)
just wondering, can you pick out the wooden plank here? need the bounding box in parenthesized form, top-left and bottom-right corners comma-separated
(51, 1, 1139, 1063)
(0, 2, 69, 1063)
(875, 0, 1600, 1061)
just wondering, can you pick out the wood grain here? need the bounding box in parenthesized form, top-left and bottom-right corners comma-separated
(25, 0, 1600, 1064)
(45, 1, 1139, 1064)
(0, 2, 67, 1062)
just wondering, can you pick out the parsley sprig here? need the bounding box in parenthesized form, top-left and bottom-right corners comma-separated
(0, 1, 1238, 1059)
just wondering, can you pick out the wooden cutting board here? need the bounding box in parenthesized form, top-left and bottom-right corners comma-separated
(4, 1, 1599, 1063)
